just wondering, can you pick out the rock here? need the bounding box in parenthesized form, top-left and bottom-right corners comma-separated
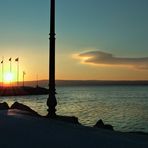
(94, 119, 114, 131)
(104, 124, 114, 130)
(94, 119, 105, 128)
(54, 115, 80, 125)
(0, 102, 9, 110)
(10, 102, 40, 117)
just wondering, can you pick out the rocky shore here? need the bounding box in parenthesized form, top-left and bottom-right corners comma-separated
(0, 102, 148, 148)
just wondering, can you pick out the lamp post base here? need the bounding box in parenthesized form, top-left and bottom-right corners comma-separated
(47, 92, 57, 118)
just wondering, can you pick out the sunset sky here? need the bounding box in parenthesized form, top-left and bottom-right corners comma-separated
(0, 0, 148, 81)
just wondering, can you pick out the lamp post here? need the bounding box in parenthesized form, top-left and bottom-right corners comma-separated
(47, 0, 57, 117)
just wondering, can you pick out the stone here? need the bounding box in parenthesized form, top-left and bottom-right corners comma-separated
(10, 102, 40, 117)
(54, 115, 80, 125)
(104, 124, 114, 130)
(94, 119, 105, 128)
(94, 119, 114, 131)
(0, 102, 9, 110)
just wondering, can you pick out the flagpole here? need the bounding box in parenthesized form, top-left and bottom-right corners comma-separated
(1, 58, 4, 87)
(15, 58, 19, 86)
(17, 60, 19, 86)
(23, 71, 24, 87)
(9, 58, 12, 86)
(23, 71, 25, 87)
(2, 59, 4, 87)
(36, 74, 39, 87)
(10, 59, 11, 73)
(16, 60, 19, 86)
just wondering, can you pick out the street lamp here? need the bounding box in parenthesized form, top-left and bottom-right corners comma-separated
(47, 0, 57, 117)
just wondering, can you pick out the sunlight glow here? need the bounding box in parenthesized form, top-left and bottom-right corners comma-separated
(73, 54, 91, 62)
(73, 54, 96, 65)
(4, 72, 14, 83)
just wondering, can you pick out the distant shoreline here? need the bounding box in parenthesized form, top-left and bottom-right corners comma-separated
(11, 80, 148, 87)
(55, 80, 148, 86)
(1, 80, 148, 87)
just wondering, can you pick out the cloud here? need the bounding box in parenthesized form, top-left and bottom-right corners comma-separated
(76, 50, 148, 70)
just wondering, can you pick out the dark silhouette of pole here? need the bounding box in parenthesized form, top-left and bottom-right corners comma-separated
(1, 59, 4, 87)
(9, 58, 12, 72)
(15, 58, 19, 86)
(36, 74, 39, 87)
(9, 58, 12, 86)
(47, 0, 57, 117)
(23, 71, 25, 87)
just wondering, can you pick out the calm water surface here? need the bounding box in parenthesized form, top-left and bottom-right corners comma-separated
(0, 85, 148, 132)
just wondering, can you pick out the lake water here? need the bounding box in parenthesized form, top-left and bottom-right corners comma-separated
(0, 85, 148, 132)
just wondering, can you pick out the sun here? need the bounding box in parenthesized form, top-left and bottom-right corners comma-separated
(4, 72, 14, 83)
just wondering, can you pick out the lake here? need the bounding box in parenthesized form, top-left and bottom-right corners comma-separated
(1, 85, 148, 132)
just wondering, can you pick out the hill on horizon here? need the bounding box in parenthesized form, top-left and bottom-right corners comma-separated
(15, 80, 148, 87)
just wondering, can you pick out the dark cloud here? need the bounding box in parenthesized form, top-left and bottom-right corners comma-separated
(78, 50, 148, 70)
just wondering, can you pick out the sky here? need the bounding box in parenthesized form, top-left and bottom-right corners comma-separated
(0, 0, 148, 82)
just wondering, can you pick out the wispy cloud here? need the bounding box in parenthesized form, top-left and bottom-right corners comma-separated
(76, 50, 148, 70)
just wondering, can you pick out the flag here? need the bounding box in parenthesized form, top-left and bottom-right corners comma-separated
(9, 58, 11, 61)
(1, 60, 3, 64)
(15, 58, 19, 62)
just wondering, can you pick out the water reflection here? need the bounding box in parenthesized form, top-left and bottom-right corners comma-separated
(0, 86, 148, 132)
